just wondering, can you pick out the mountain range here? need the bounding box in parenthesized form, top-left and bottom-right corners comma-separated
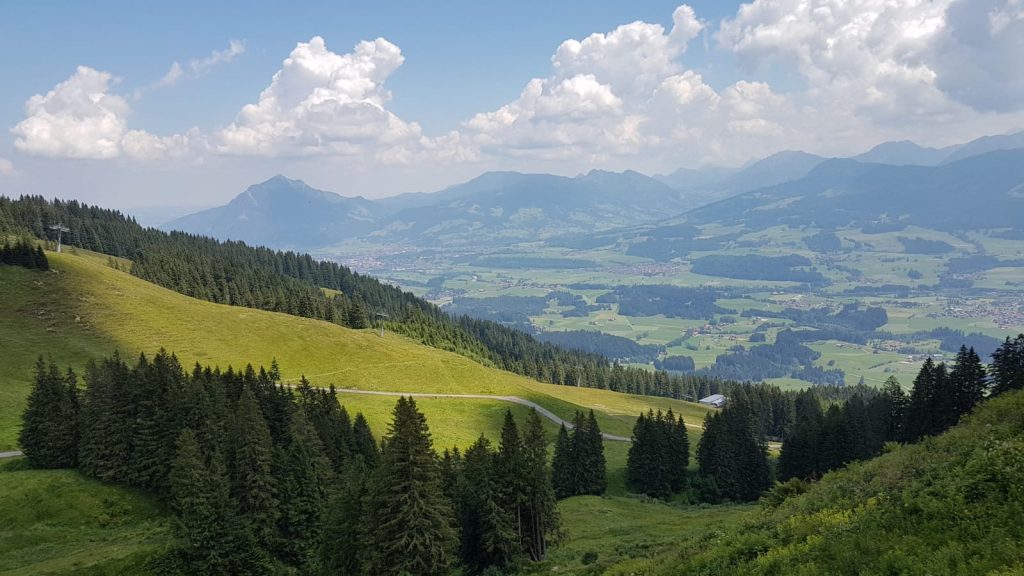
(163, 130, 1024, 251)
(165, 169, 689, 249)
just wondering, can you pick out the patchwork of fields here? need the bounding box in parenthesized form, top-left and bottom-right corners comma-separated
(352, 223, 1024, 388)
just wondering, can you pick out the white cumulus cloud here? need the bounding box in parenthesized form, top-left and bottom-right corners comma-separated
(465, 0, 1024, 168)
(463, 7, 709, 160)
(12, 66, 131, 159)
(217, 36, 424, 157)
(12, 66, 204, 161)
(0, 158, 14, 176)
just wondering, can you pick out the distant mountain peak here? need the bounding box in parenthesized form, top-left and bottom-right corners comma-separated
(255, 174, 302, 186)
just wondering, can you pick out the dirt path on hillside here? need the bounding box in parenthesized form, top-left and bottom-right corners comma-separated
(333, 389, 634, 442)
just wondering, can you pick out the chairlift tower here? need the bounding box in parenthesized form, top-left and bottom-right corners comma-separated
(375, 311, 390, 337)
(48, 223, 70, 253)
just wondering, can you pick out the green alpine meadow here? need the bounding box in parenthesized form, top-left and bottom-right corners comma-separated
(3, 2, 1024, 574)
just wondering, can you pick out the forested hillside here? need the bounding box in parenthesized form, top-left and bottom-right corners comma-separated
(17, 352, 563, 574)
(603, 385, 1024, 575)
(0, 195, 721, 400)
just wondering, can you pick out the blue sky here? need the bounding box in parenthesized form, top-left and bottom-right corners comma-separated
(1, 0, 1022, 212)
(0, 2, 742, 134)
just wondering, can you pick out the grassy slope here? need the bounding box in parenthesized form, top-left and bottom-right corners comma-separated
(602, 389, 1024, 575)
(0, 250, 725, 575)
(0, 249, 713, 452)
(524, 497, 752, 575)
(0, 460, 170, 576)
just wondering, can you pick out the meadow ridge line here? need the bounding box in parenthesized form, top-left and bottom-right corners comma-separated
(332, 388, 634, 442)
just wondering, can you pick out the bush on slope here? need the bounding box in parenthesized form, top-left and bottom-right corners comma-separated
(607, 389, 1024, 576)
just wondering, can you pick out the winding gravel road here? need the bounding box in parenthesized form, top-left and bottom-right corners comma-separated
(0, 451, 23, 459)
(334, 389, 633, 442)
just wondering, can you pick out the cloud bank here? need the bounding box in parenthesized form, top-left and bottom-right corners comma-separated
(9, 1, 1024, 174)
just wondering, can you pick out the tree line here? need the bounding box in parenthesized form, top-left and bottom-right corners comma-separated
(0, 237, 48, 270)
(551, 411, 607, 499)
(779, 338, 1024, 482)
(624, 336, 1024, 503)
(0, 195, 725, 403)
(18, 350, 570, 575)
(626, 409, 689, 498)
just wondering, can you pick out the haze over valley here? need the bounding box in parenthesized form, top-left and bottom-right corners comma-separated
(3, 2, 1024, 575)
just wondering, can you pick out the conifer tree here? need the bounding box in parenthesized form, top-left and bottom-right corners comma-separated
(19, 358, 79, 468)
(667, 409, 690, 493)
(818, 404, 850, 472)
(232, 384, 279, 550)
(950, 346, 987, 422)
(520, 409, 560, 561)
(626, 411, 653, 495)
(460, 435, 518, 573)
(696, 400, 770, 502)
(439, 447, 463, 504)
(170, 428, 267, 575)
(903, 358, 936, 442)
(363, 397, 457, 576)
(880, 376, 907, 442)
(778, 389, 823, 481)
(551, 424, 572, 499)
(276, 405, 333, 571)
(930, 362, 955, 434)
(626, 409, 683, 498)
(79, 356, 132, 481)
(127, 350, 184, 493)
(320, 459, 371, 576)
(351, 412, 379, 468)
(990, 335, 1024, 396)
(495, 410, 526, 549)
(33, 245, 49, 270)
(347, 296, 370, 329)
(581, 410, 607, 495)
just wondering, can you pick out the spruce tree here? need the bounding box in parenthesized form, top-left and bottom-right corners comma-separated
(930, 362, 955, 435)
(363, 397, 457, 576)
(520, 409, 560, 561)
(990, 335, 1024, 396)
(626, 411, 652, 495)
(950, 346, 987, 421)
(551, 424, 573, 499)
(351, 412, 379, 468)
(495, 410, 526, 551)
(439, 447, 463, 504)
(276, 405, 333, 571)
(19, 358, 79, 468)
(33, 245, 49, 270)
(78, 355, 133, 482)
(582, 410, 606, 495)
(667, 409, 690, 493)
(320, 459, 371, 576)
(778, 390, 823, 481)
(127, 350, 184, 493)
(696, 400, 770, 502)
(903, 358, 935, 442)
(170, 428, 267, 575)
(880, 376, 907, 442)
(818, 404, 850, 472)
(232, 384, 279, 550)
(347, 297, 370, 329)
(460, 435, 518, 573)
